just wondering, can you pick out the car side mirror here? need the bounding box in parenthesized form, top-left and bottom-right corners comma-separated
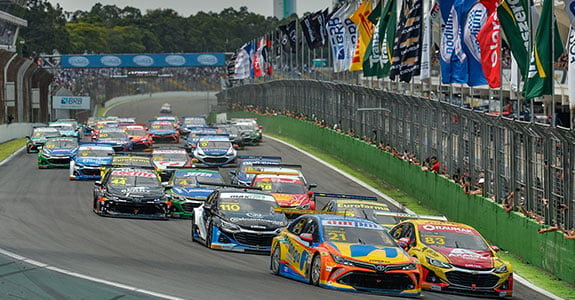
(308, 183, 318, 189)
(230, 170, 237, 175)
(491, 245, 500, 252)
(25, 135, 31, 140)
(300, 233, 313, 243)
(203, 203, 213, 211)
(94, 181, 102, 186)
(398, 237, 411, 249)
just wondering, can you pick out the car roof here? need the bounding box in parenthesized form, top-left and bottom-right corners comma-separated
(199, 136, 230, 142)
(79, 145, 114, 150)
(333, 199, 389, 208)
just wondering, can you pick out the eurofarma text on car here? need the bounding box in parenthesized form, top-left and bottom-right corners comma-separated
(93, 168, 172, 220)
(37, 136, 79, 169)
(389, 219, 513, 297)
(166, 169, 224, 218)
(69, 143, 115, 180)
(192, 188, 288, 253)
(270, 214, 422, 296)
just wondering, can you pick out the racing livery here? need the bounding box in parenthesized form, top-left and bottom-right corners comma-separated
(184, 128, 218, 149)
(26, 127, 60, 153)
(192, 135, 237, 167)
(251, 172, 316, 210)
(92, 128, 133, 152)
(270, 215, 421, 296)
(69, 143, 115, 180)
(49, 121, 78, 139)
(93, 168, 171, 220)
(152, 148, 193, 181)
(389, 220, 513, 297)
(37, 136, 79, 168)
(192, 189, 288, 252)
(121, 124, 153, 151)
(180, 116, 207, 136)
(149, 120, 179, 143)
(231, 118, 262, 145)
(160, 102, 172, 113)
(167, 169, 224, 218)
(230, 156, 282, 186)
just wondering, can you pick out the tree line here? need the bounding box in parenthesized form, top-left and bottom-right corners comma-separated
(19, 0, 281, 57)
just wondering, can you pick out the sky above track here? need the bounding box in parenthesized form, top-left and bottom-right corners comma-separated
(48, 0, 333, 17)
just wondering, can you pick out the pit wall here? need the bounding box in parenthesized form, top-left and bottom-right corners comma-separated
(228, 111, 575, 285)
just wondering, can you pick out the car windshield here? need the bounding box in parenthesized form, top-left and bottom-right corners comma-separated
(34, 129, 59, 137)
(44, 140, 77, 149)
(99, 131, 126, 139)
(112, 157, 152, 168)
(239, 162, 279, 173)
(199, 141, 229, 148)
(174, 174, 223, 187)
(184, 119, 206, 126)
(419, 229, 490, 250)
(78, 149, 113, 157)
(52, 124, 74, 131)
(254, 181, 305, 194)
(341, 208, 398, 225)
(218, 198, 278, 215)
(151, 123, 173, 130)
(153, 152, 188, 161)
(126, 129, 147, 136)
(322, 224, 396, 247)
(238, 124, 256, 131)
(108, 172, 160, 187)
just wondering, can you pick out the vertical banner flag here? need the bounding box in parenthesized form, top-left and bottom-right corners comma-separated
(477, 10, 501, 88)
(463, 0, 488, 87)
(311, 9, 329, 48)
(566, 0, 575, 108)
(233, 42, 254, 79)
(524, 0, 564, 99)
(420, 10, 432, 80)
(327, 3, 359, 72)
(349, 0, 374, 71)
(253, 37, 264, 77)
(364, 0, 396, 78)
(498, 0, 531, 78)
(390, 0, 424, 82)
(301, 13, 317, 49)
(363, 0, 384, 76)
(439, 0, 468, 84)
(278, 24, 293, 53)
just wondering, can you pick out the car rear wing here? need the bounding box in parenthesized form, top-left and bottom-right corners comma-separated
(196, 181, 262, 190)
(373, 211, 448, 222)
(79, 142, 117, 147)
(313, 192, 378, 201)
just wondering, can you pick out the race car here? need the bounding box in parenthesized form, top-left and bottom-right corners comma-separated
(69, 143, 115, 180)
(166, 169, 224, 218)
(270, 214, 421, 296)
(184, 128, 218, 149)
(84, 117, 104, 135)
(389, 220, 513, 297)
(249, 166, 317, 210)
(37, 136, 79, 168)
(93, 167, 171, 220)
(99, 153, 157, 179)
(191, 135, 237, 168)
(160, 102, 172, 113)
(49, 121, 78, 139)
(192, 188, 289, 253)
(319, 194, 398, 229)
(121, 124, 153, 151)
(179, 116, 207, 136)
(149, 120, 179, 143)
(230, 156, 282, 186)
(92, 128, 133, 152)
(26, 126, 60, 153)
(90, 120, 120, 140)
(231, 118, 262, 145)
(152, 148, 193, 181)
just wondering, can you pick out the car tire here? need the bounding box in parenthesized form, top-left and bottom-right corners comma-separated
(191, 218, 198, 241)
(206, 222, 213, 248)
(310, 254, 321, 286)
(271, 245, 281, 275)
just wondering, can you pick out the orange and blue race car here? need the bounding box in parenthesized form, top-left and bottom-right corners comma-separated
(389, 219, 513, 297)
(270, 214, 422, 297)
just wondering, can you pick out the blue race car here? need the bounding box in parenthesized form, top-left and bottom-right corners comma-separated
(49, 121, 78, 139)
(230, 156, 282, 186)
(179, 116, 207, 136)
(69, 143, 115, 180)
(166, 168, 224, 218)
(192, 134, 237, 168)
(38, 136, 79, 168)
(92, 128, 133, 152)
(184, 128, 219, 151)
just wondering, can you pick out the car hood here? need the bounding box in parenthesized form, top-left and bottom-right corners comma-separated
(75, 157, 113, 166)
(223, 211, 287, 230)
(99, 139, 129, 145)
(43, 148, 75, 156)
(150, 129, 175, 134)
(172, 186, 213, 199)
(430, 246, 494, 269)
(154, 161, 188, 169)
(109, 186, 165, 199)
(201, 147, 229, 156)
(327, 242, 412, 264)
(272, 193, 308, 207)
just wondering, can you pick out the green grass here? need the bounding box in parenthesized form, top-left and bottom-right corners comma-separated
(268, 133, 572, 299)
(0, 138, 26, 162)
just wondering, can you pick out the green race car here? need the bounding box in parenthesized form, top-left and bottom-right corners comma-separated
(37, 136, 79, 168)
(166, 168, 224, 218)
(26, 127, 61, 153)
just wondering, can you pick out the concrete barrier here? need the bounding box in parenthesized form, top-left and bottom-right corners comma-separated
(0, 123, 46, 144)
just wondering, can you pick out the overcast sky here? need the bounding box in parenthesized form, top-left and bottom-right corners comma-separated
(48, 0, 333, 18)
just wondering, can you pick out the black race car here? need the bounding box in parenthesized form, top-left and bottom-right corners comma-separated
(93, 167, 171, 220)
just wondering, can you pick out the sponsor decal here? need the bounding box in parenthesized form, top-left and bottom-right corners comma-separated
(197, 54, 219, 65)
(165, 55, 186, 66)
(421, 224, 474, 233)
(111, 170, 155, 177)
(132, 55, 154, 66)
(67, 56, 90, 67)
(448, 248, 490, 260)
(100, 55, 122, 67)
(339, 203, 388, 210)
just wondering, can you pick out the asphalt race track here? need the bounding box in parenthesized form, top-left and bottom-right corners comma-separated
(0, 94, 555, 300)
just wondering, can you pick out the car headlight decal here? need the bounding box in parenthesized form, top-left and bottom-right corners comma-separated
(220, 220, 240, 232)
(494, 264, 508, 273)
(426, 256, 452, 269)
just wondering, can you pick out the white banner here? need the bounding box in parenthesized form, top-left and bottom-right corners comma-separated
(52, 96, 91, 110)
(569, 26, 575, 109)
(420, 13, 431, 80)
(327, 2, 359, 72)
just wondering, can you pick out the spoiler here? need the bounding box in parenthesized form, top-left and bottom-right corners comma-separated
(196, 181, 262, 190)
(195, 133, 230, 137)
(373, 211, 448, 222)
(313, 193, 378, 201)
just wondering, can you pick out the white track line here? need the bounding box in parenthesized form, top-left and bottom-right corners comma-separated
(267, 135, 563, 300)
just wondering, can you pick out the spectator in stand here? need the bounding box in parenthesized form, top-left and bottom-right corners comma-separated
(503, 189, 517, 213)
(428, 156, 440, 173)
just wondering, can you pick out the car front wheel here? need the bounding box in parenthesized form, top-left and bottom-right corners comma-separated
(310, 254, 321, 286)
(271, 245, 281, 275)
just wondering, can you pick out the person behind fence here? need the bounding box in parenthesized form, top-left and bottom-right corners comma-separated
(503, 189, 517, 213)
(422, 156, 440, 173)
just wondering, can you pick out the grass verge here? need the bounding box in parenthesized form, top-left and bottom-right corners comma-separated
(269, 133, 573, 300)
(0, 138, 26, 162)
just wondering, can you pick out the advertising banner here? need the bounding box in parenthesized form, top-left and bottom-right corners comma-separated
(60, 53, 225, 68)
(52, 96, 91, 110)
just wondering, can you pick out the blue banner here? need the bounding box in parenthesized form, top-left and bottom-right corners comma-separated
(439, 0, 468, 84)
(61, 53, 225, 68)
(462, 0, 488, 87)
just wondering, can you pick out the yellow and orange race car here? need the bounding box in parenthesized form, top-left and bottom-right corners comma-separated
(389, 219, 513, 297)
(270, 214, 422, 297)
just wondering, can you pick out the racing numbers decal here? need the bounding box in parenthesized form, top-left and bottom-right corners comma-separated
(152, 125, 161, 129)
(424, 236, 445, 245)
(99, 133, 109, 138)
(34, 132, 43, 137)
(327, 230, 347, 241)
(343, 209, 355, 217)
(80, 152, 89, 157)
(200, 141, 209, 147)
(256, 183, 272, 191)
(220, 202, 241, 211)
(154, 156, 163, 161)
(44, 144, 55, 149)
(111, 177, 127, 185)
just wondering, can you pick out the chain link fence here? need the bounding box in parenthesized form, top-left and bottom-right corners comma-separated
(222, 79, 575, 229)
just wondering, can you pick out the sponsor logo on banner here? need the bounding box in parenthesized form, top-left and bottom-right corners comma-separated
(67, 56, 90, 67)
(165, 55, 186, 66)
(132, 55, 154, 66)
(197, 54, 219, 65)
(464, 3, 488, 62)
(100, 56, 122, 67)
(52, 96, 91, 110)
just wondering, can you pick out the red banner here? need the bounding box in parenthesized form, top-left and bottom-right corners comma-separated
(477, 11, 501, 88)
